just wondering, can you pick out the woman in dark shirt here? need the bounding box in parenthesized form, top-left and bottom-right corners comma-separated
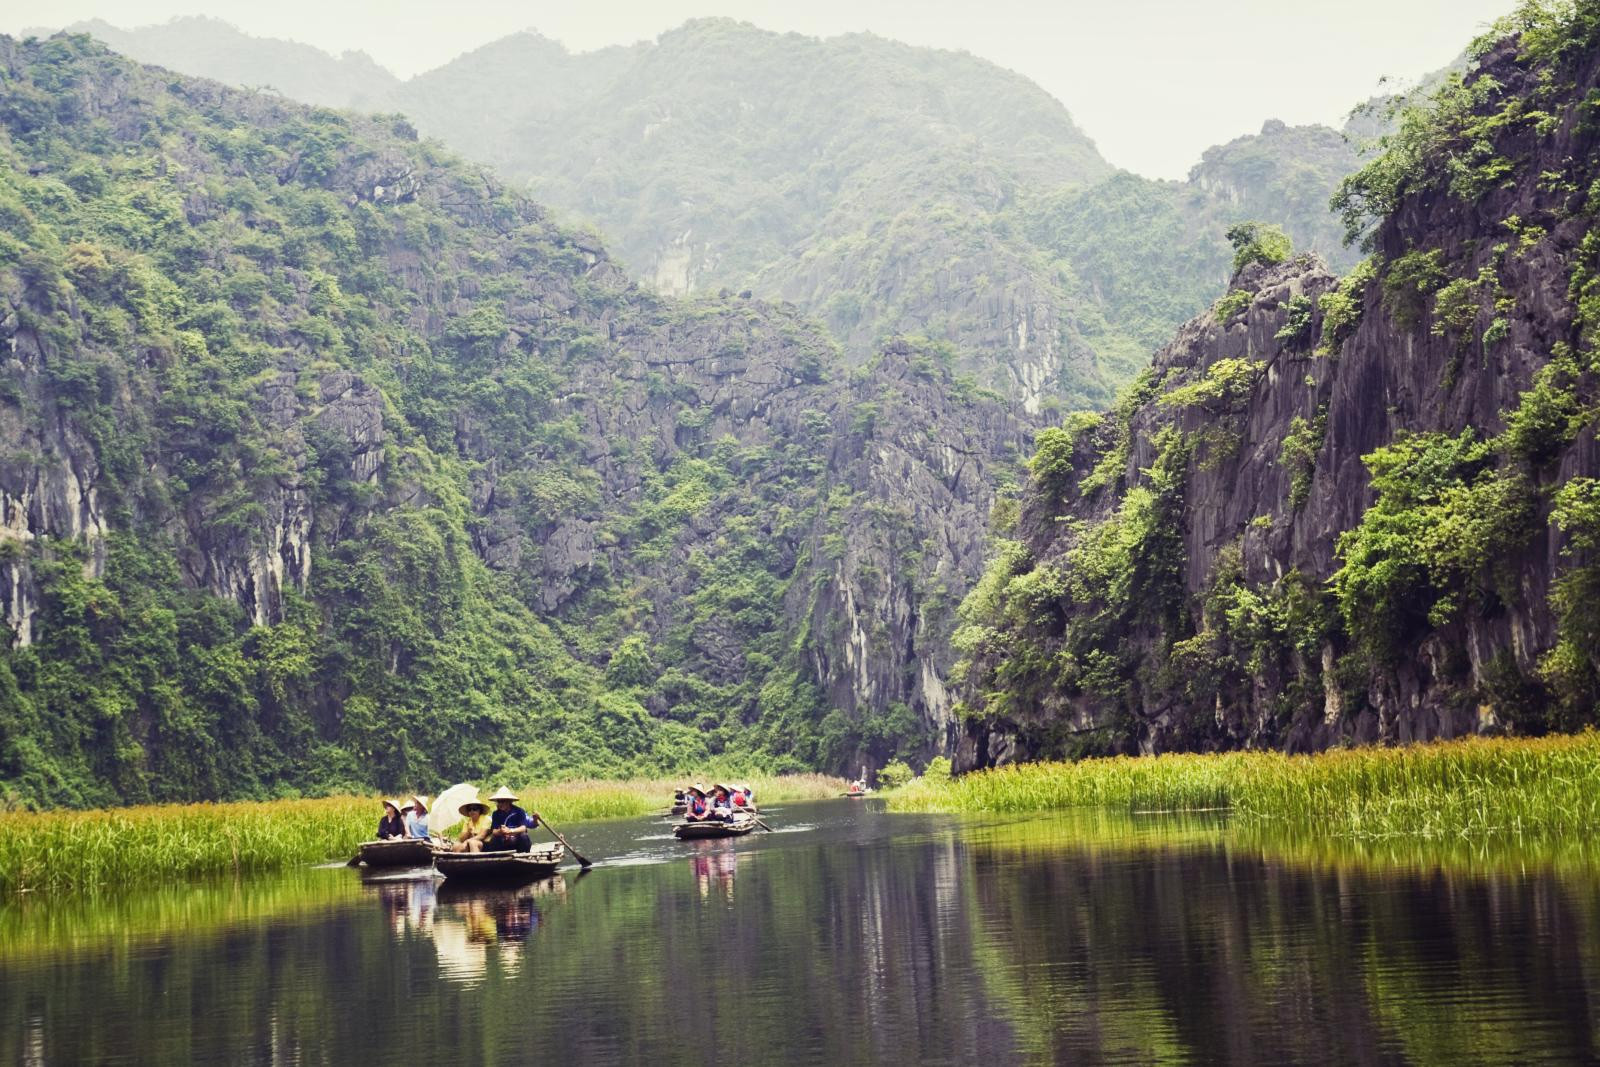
(376, 799, 406, 840)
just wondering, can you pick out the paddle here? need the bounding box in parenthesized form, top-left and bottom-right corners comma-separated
(748, 814, 775, 833)
(536, 815, 593, 868)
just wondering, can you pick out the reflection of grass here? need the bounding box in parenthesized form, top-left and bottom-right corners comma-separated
(0, 865, 360, 959)
(959, 808, 1600, 884)
(889, 733, 1600, 841)
(0, 774, 844, 896)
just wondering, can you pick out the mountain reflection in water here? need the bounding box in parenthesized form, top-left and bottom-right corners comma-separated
(1, 801, 1599, 1064)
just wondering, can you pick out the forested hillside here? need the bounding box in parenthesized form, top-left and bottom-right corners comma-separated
(0, 35, 1033, 806)
(54, 16, 1365, 411)
(953, 3, 1600, 768)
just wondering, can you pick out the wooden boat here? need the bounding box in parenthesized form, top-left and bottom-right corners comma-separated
(357, 838, 439, 868)
(842, 789, 870, 798)
(673, 815, 757, 840)
(435, 844, 565, 882)
(667, 802, 688, 816)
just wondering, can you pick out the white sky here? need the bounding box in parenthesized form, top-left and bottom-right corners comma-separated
(9, 0, 1515, 179)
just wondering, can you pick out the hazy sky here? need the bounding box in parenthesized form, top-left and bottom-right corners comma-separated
(11, 0, 1515, 179)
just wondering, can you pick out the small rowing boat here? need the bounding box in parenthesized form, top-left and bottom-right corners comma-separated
(435, 844, 565, 882)
(673, 815, 757, 840)
(357, 838, 439, 868)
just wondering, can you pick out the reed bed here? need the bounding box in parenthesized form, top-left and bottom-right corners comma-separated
(0, 773, 845, 896)
(0, 796, 372, 896)
(887, 733, 1600, 840)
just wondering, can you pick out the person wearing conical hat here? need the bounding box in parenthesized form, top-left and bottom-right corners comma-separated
(683, 784, 711, 822)
(452, 795, 493, 853)
(377, 799, 406, 840)
(405, 794, 430, 840)
(709, 784, 734, 822)
(484, 786, 539, 854)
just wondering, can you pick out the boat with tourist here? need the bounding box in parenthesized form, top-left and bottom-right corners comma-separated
(673, 812, 758, 839)
(356, 837, 440, 868)
(435, 842, 566, 882)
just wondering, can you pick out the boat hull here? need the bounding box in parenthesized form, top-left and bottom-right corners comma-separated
(358, 838, 438, 868)
(673, 817, 756, 839)
(435, 845, 565, 882)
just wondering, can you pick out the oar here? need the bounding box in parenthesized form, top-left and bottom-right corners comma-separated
(537, 816, 593, 868)
(748, 814, 775, 833)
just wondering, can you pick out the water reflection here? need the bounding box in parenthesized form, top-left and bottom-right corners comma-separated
(688, 843, 739, 901)
(2, 804, 1599, 1064)
(363, 873, 567, 985)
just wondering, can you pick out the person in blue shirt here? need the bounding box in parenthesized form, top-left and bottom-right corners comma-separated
(483, 786, 538, 853)
(405, 794, 430, 839)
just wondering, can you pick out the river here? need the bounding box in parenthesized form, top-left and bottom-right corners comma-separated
(1, 799, 1597, 1064)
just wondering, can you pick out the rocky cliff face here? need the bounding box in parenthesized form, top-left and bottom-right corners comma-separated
(955, 17, 1600, 769)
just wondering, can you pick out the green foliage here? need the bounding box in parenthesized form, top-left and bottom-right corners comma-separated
(877, 759, 915, 790)
(1316, 258, 1377, 356)
(1225, 222, 1293, 274)
(1499, 345, 1588, 464)
(1274, 294, 1316, 348)
(1381, 248, 1449, 327)
(1279, 408, 1328, 509)
(1333, 431, 1535, 661)
(1213, 289, 1253, 322)
(1158, 358, 1263, 412)
(1542, 478, 1600, 714)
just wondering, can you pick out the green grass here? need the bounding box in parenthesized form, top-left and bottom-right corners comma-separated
(0, 774, 845, 896)
(887, 733, 1600, 840)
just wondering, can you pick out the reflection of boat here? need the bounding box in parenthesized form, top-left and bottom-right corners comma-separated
(429, 879, 565, 985)
(358, 838, 439, 868)
(673, 815, 756, 839)
(435, 844, 564, 882)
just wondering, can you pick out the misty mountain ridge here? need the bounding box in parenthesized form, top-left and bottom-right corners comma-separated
(44, 15, 1365, 412)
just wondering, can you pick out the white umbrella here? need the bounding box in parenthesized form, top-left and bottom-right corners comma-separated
(427, 782, 479, 837)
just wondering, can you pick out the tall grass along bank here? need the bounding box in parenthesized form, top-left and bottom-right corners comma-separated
(887, 733, 1600, 840)
(0, 773, 844, 896)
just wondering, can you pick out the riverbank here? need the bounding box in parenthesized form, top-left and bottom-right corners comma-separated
(886, 732, 1600, 839)
(0, 773, 844, 895)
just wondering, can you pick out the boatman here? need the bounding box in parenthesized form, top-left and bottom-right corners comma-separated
(484, 786, 538, 853)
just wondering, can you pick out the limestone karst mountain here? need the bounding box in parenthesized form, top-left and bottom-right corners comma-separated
(953, 7, 1600, 767)
(50, 16, 1363, 412)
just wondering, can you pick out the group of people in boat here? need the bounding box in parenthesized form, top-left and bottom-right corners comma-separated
(680, 781, 756, 822)
(377, 787, 539, 853)
(377, 794, 432, 840)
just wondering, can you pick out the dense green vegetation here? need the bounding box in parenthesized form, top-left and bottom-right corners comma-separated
(0, 35, 969, 807)
(889, 732, 1600, 840)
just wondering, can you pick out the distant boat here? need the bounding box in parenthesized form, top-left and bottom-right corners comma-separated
(673, 815, 757, 839)
(435, 844, 565, 882)
(357, 838, 439, 868)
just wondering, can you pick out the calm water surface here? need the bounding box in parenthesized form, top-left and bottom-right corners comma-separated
(2, 800, 1599, 1064)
